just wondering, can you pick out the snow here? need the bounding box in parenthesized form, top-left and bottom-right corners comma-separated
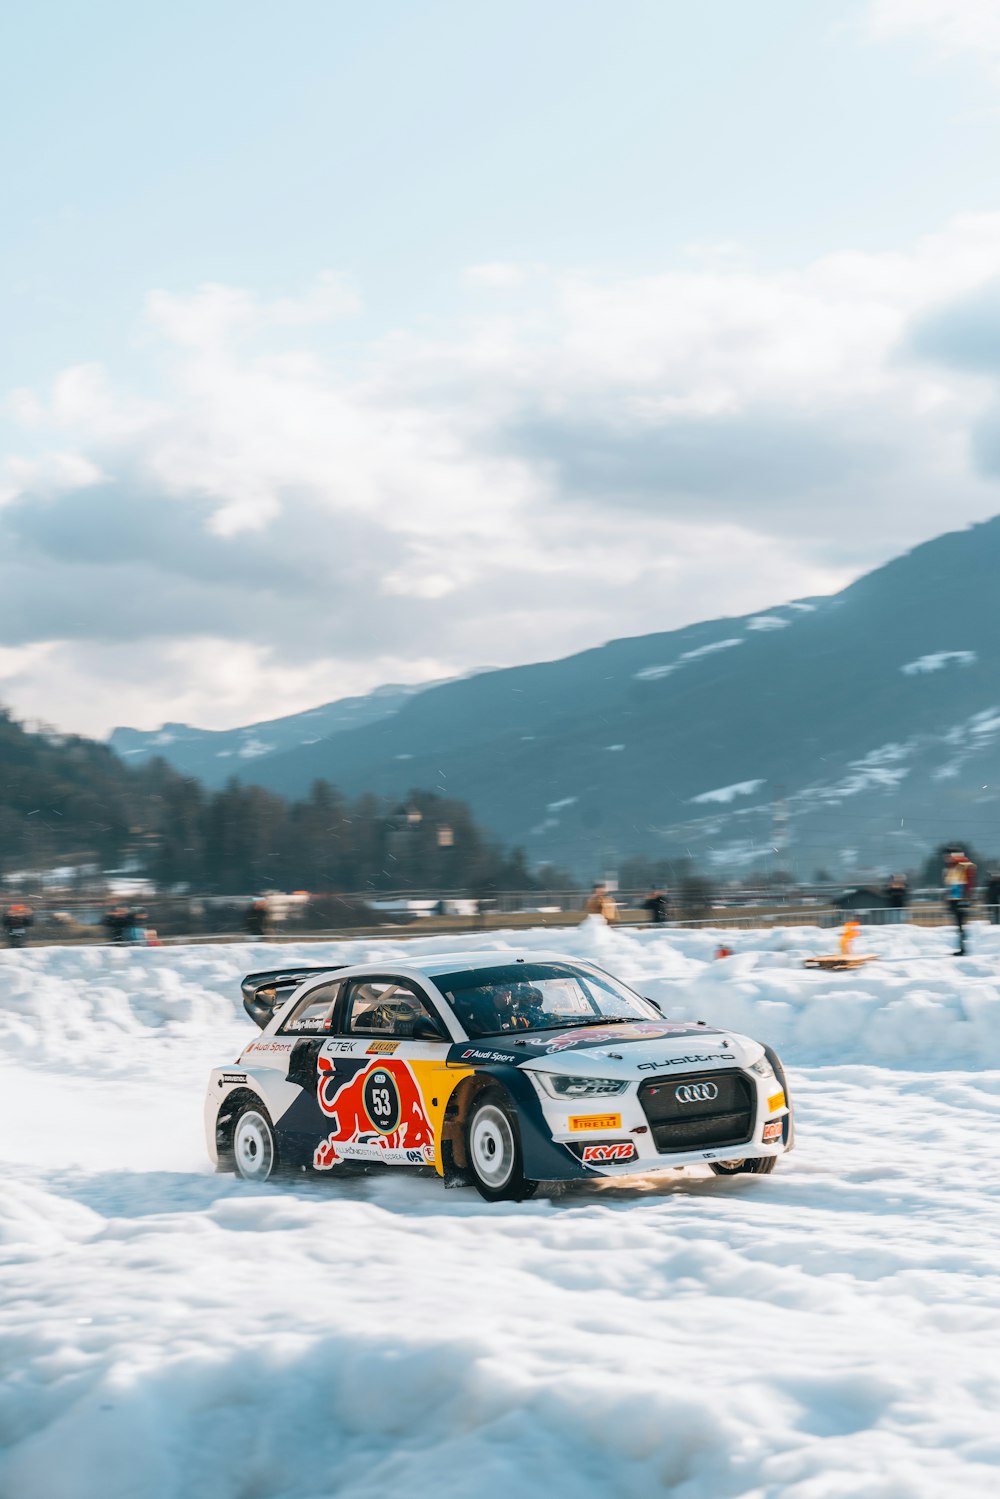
(635, 638, 743, 683)
(237, 736, 275, 759)
(970, 708, 1000, 737)
(901, 650, 977, 675)
(680, 637, 743, 661)
(794, 741, 913, 806)
(691, 778, 764, 805)
(4, 923, 1000, 1497)
(746, 615, 789, 630)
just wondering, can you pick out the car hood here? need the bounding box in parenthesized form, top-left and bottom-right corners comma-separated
(451, 1020, 760, 1077)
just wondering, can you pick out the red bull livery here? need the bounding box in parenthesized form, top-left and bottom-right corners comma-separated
(205, 951, 793, 1201)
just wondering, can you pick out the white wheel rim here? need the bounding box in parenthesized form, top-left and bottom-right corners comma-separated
(234, 1110, 274, 1180)
(471, 1104, 515, 1190)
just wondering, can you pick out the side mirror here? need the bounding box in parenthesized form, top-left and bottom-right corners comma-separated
(412, 1014, 449, 1042)
(645, 997, 664, 1015)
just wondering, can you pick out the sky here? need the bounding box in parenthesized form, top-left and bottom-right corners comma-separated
(4, 0, 1000, 736)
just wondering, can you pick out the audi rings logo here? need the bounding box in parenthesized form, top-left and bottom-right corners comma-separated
(675, 1081, 718, 1105)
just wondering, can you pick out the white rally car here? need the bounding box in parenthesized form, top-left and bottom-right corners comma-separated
(206, 951, 793, 1201)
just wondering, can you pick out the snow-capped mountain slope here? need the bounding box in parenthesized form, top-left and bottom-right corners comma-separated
(108, 684, 432, 787)
(111, 517, 1000, 874)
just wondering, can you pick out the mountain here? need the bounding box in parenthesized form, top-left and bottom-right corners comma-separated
(108, 684, 431, 787)
(110, 518, 1000, 878)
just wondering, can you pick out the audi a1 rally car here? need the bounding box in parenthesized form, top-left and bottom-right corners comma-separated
(206, 951, 793, 1201)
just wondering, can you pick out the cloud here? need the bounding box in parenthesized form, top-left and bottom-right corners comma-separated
(5, 224, 1000, 736)
(464, 263, 529, 289)
(0, 451, 104, 508)
(869, 0, 1000, 72)
(145, 272, 360, 348)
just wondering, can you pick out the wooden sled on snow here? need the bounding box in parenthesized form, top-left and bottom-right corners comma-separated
(803, 954, 878, 971)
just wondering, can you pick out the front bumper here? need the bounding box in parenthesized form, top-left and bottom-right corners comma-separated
(535, 1067, 791, 1179)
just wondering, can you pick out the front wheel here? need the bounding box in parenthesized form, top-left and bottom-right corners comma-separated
(466, 1091, 536, 1202)
(232, 1102, 278, 1182)
(710, 1155, 777, 1177)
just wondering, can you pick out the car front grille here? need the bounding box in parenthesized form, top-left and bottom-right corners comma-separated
(638, 1069, 755, 1152)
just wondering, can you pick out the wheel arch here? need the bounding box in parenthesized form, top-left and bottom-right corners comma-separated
(763, 1043, 794, 1152)
(215, 1086, 269, 1172)
(440, 1073, 499, 1178)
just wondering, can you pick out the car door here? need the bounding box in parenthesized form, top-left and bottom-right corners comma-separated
(312, 974, 455, 1171)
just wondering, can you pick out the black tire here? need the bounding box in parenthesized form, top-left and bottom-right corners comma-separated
(465, 1089, 537, 1203)
(231, 1099, 279, 1182)
(710, 1155, 777, 1177)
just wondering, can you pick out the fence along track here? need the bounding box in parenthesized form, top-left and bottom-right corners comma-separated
(8, 904, 982, 948)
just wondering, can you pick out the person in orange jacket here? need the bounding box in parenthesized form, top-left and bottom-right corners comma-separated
(3, 903, 33, 948)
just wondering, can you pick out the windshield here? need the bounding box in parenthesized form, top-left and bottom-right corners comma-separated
(433, 962, 659, 1038)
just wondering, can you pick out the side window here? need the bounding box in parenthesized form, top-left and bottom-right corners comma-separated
(279, 982, 342, 1034)
(344, 979, 442, 1039)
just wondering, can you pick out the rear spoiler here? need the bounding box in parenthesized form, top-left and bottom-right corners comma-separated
(241, 966, 347, 1030)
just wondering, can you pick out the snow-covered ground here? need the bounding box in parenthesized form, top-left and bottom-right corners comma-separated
(3, 920, 1000, 1498)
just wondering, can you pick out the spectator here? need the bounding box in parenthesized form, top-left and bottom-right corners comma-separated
(986, 870, 1000, 926)
(884, 874, 908, 924)
(123, 909, 150, 945)
(943, 850, 975, 956)
(245, 898, 271, 938)
(3, 903, 33, 948)
(583, 883, 617, 922)
(102, 906, 129, 944)
(643, 888, 669, 924)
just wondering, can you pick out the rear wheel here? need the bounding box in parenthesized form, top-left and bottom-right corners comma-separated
(232, 1102, 278, 1182)
(466, 1091, 536, 1203)
(710, 1155, 777, 1177)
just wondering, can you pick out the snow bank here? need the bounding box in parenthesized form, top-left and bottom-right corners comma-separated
(3, 924, 1000, 1497)
(3, 918, 1000, 1075)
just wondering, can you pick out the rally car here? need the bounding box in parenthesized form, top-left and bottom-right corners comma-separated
(205, 951, 793, 1201)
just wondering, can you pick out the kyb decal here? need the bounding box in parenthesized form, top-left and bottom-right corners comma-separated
(313, 1058, 435, 1169)
(581, 1142, 636, 1164)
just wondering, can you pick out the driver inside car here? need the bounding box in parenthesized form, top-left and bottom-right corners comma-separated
(490, 982, 547, 1031)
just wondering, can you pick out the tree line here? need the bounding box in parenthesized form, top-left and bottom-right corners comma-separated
(0, 706, 537, 895)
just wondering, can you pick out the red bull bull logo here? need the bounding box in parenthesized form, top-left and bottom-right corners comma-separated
(314, 1057, 435, 1169)
(543, 1021, 673, 1053)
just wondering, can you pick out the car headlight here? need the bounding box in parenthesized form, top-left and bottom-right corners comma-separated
(533, 1072, 629, 1098)
(749, 1056, 777, 1082)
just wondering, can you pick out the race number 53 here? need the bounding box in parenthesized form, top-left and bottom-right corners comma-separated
(363, 1068, 401, 1134)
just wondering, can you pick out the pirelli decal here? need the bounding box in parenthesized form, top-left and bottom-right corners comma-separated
(569, 1112, 622, 1133)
